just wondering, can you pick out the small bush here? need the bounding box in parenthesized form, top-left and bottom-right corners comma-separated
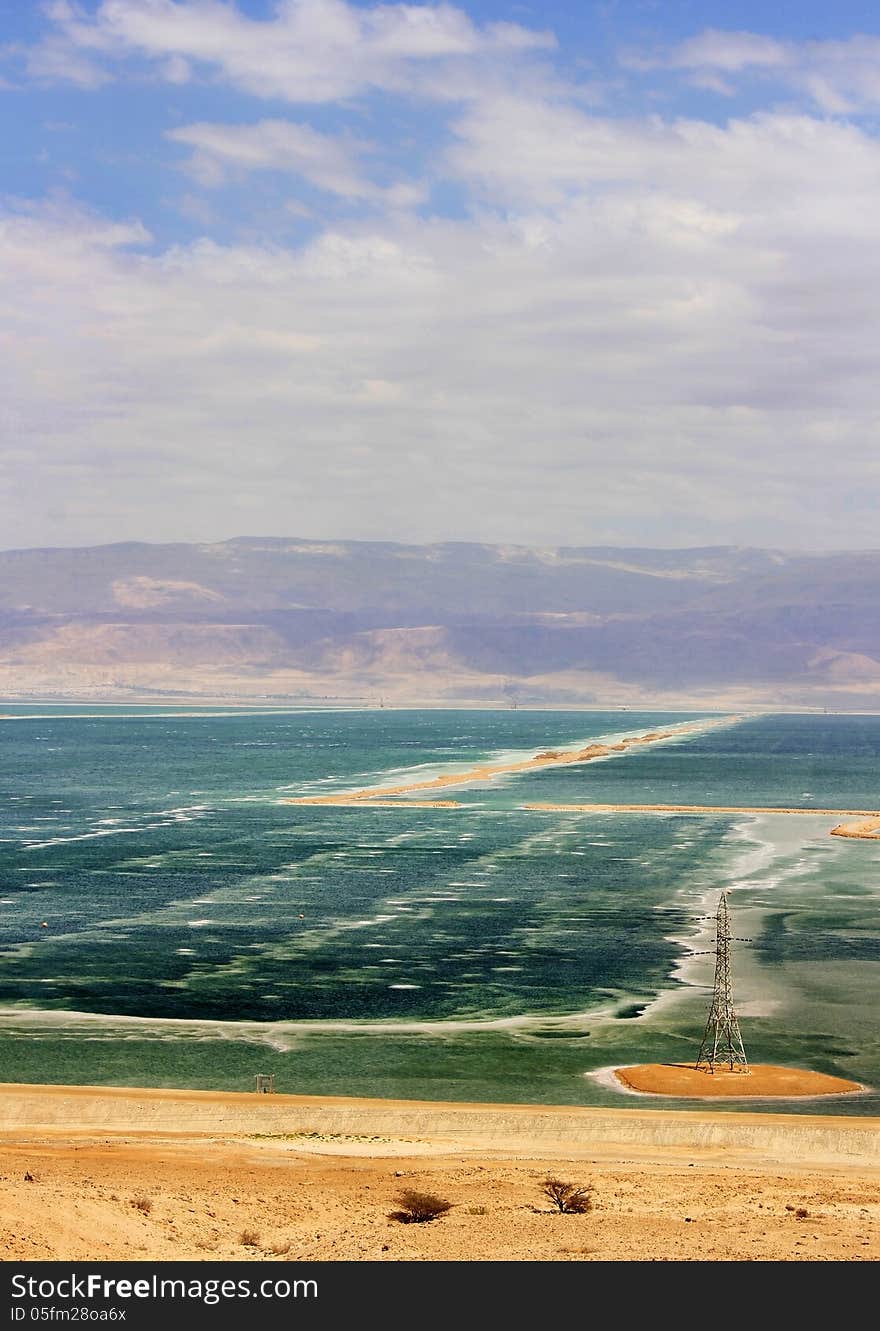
(542, 1177, 593, 1214)
(239, 1229, 261, 1247)
(388, 1189, 453, 1224)
(130, 1196, 153, 1214)
(465, 1205, 488, 1216)
(795, 1207, 809, 1219)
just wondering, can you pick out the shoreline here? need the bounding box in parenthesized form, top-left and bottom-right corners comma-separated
(2, 1081, 880, 1261)
(1, 1080, 879, 1162)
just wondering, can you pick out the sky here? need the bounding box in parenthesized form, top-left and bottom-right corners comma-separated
(4, 1, 880, 552)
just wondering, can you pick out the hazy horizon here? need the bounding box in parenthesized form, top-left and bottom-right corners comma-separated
(3, 533, 880, 557)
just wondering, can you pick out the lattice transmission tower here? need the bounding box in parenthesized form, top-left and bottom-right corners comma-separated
(694, 891, 750, 1074)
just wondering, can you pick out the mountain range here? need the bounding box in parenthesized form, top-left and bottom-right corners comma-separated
(1, 537, 879, 707)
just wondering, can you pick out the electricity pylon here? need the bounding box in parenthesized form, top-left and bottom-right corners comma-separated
(694, 891, 750, 1074)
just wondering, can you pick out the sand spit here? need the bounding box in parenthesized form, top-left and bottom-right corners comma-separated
(830, 816, 880, 839)
(527, 802, 880, 841)
(2, 1082, 880, 1262)
(282, 718, 733, 807)
(613, 1064, 864, 1099)
(279, 716, 880, 839)
(527, 802, 880, 816)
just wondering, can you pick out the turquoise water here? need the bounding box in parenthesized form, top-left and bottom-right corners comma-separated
(0, 705, 878, 1114)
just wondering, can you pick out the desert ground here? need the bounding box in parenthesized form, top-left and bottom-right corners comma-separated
(0, 1083, 878, 1263)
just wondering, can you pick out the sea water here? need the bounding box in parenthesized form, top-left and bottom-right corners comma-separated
(0, 705, 878, 1115)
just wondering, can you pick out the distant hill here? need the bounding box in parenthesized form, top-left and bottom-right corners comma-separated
(0, 537, 878, 707)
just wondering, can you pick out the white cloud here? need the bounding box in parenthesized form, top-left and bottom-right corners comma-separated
(672, 29, 789, 73)
(8, 9, 880, 550)
(25, 39, 110, 89)
(31, 0, 555, 101)
(638, 27, 880, 114)
(6, 91, 880, 551)
(167, 119, 375, 197)
(167, 118, 428, 210)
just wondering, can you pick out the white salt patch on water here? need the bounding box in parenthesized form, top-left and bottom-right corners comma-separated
(23, 827, 144, 849)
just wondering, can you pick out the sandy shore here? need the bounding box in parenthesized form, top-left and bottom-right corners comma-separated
(1, 1082, 879, 1262)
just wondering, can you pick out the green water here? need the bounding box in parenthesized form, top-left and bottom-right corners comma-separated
(0, 705, 878, 1113)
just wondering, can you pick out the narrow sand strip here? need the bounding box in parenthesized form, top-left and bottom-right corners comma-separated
(279, 714, 880, 840)
(526, 802, 880, 840)
(526, 801, 880, 817)
(282, 717, 735, 807)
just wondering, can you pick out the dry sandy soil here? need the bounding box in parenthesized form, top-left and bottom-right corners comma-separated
(614, 1064, 863, 1097)
(0, 1084, 878, 1263)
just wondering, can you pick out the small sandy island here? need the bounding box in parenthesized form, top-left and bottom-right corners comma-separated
(1, 1082, 880, 1262)
(614, 1064, 864, 1099)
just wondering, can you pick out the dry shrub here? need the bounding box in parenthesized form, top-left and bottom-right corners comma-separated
(130, 1196, 153, 1214)
(388, 1189, 453, 1223)
(542, 1178, 593, 1214)
(239, 1229, 261, 1247)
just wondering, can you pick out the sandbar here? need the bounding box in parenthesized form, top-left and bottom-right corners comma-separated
(526, 802, 880, 840)
(282, 718, 730, 807)
(279, 718, 880, 840)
